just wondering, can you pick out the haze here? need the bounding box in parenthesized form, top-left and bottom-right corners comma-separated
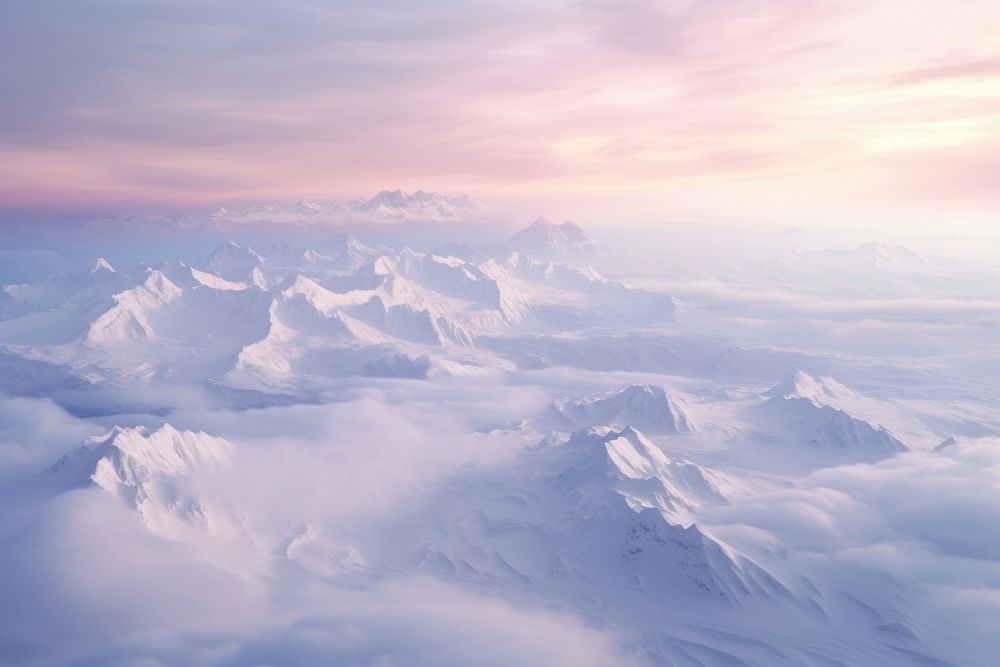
(1, 3, 999, 667)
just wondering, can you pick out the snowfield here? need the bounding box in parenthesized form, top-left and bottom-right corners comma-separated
(0, 208, 998, 667)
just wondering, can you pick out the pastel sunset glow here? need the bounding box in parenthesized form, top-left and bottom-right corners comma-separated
(3, 5, 1000, 667)
(3, 0, 999, 228)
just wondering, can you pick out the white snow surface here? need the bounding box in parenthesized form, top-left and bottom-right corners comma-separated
(1, 217, 998, 667)
(551, 384, 697, 434)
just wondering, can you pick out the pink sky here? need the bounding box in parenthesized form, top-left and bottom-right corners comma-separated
(1, 0, 998, 229)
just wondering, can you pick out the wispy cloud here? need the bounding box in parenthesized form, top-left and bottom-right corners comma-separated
(1, 0, 998, 228)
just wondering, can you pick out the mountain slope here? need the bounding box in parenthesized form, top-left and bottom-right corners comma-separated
(197, 241, 264, 280)
(506, 218, 601, 258)
(753, 372, 909, 462)
(49, 424, 234, 531)
(391, 425, 784, 615)
(551, 385, 697, 434)
(85, 270, 183, 346)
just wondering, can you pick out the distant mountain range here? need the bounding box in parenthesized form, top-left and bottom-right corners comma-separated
(87, 190, 490, 230)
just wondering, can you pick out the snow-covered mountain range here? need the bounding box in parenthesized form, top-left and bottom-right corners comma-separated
(1, 216, 998, 667)
(0, 224, 666, 392)
(88, 189, 489, 231)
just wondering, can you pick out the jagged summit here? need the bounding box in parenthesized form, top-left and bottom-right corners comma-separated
(556, 425, 725, 516)
(350, 189, 483, 221)
(758, 372, 908, 461)
(566, 424, 672, 478)
(138, 268, 182, 297)
(47, 424, 237, 540)
(0, 234, 681, 387)
(198, 241, 264, 280)
(766, 371, 860, 408)
(50, 424, 233, 500)
(196, 190, 483, 228)
(552, 385, 696, 434)
(367, 189, 478, 209)
(354, 189, 425, 211)
(485, 251, 610, 292)
(84, 270, 182, 346)
(411, 424, 786, 609)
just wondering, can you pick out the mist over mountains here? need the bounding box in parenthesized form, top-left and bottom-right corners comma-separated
(1, 208, 998, 666)
(3, 0, 999, 661)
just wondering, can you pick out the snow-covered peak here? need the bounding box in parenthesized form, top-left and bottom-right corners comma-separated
(280, 273, 337, 305)
(198, 241, 264, 279)
(553, 425, 726, 518)
(190, 267, 248, 291)
(354, 189, 478, 211)
(506, 217, 601, 258)
(354, 189, 414, 211)
(767, 371, 860, 409)
(360, 249, 505, 311)
(262, 241, 332, 269)
(90, 191, 487, 230)
(328, 233, 377, 255)
(570, 425, 672, 479)
(552, 385, 696, 434)
(260, 238, 379, 273)
(48, 425, 237, 540)
(349, 189, 483, 222)
(302, 249, 329, 263)
(412, 424, 771, 608)
(484, 251, 610, 292)
(758, 372, 908, 461)
(84, 270, 182, 346)
(51, 424, 234, 494)
(320, 234, 384, 272)
(247, 266, 270, 290)
(209, 202, 346, 228)
(133, 269, 183, 305)
(294, 199, 322, 213)
(91, 257, 116, 273)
